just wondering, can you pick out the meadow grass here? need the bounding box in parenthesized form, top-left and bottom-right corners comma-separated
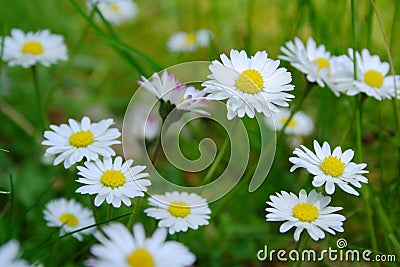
(1, 0, 400, 266)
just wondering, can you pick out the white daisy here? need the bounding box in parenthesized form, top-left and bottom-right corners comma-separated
(167, 29, 213, 52)
(265, 109, 314, 136)
(76, 156, 151, 208)
(289, 140, 369, 196)
(138, 70, 209, 115)
(202, 49, 294, 120)
(2, 28, 68, 68)
(42, 116, 121, 169)
(145, 191, 211, 235)
(279, 37, 331, 87)
(88, 0, 138, 26)
(266, 189, 346, 242)
(347, 48, 400, 100)
(0, 240, 30, 267)
(86, 222, 196, 267)
(43, 198, 95, 241)
(131, 112, 160, 140)
(323, 54, 355, 96)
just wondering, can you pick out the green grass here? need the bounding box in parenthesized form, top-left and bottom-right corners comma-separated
(1, 0, 400, 266)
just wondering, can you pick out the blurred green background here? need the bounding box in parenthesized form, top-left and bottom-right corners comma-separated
(1, 0, 400, 266)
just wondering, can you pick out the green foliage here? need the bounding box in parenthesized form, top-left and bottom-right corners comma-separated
(1, 0, 400, 266)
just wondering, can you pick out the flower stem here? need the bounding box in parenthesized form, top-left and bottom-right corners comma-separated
(202, 118, 239, 185)
(351, 0, 378, 253)
(31, 65, 47, 131)
(277, 83, 314, 142)
(296, 233, 309, 267)
(370, 0, 400, 176)
(356, 96, 377, 251)
(107, 205, 113, 220)
(127, 197, 142, 230)
(288, 232, 309, 267)
(93, 5, 146, 75)
(7, 175, 13, 234)
(150, 133, 163, 172)
(89, 195, 99, 225)
(127, 122, 165, 229)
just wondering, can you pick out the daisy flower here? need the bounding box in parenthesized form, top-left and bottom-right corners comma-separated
(145, 191, 211, 234)
(347, 48, 400, 100)
(323, 54, 355, 96)
(202, 49, 294, 120)
(2, 28, 68, 68)
(266, 189, 346, 242)
(167, 29, 213, 52)
(138, 70, 209, 116)
(42, 116, 121, 169)
(265, 109, 314, 136)
(279, 37, 331, 87)
(131, 112, 160, 140)
(289, 140, 369, 196)
(87, 222, 196, 267)
(76, 156, 150, 208)
(88, 0, 138, 25)
(0, 240, 30, 267)
(43, 198, 95, 241)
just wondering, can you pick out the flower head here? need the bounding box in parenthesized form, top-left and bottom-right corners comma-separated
(349, 49, 400, 100)
(139, 70, 209, 115)
(167, 29, 213, 52)
(86, 222, 196, 267)
(323, 55, 355, 96)
(265, 109, 314, 136)
(280, 37, 331, 87)
(145, 191, 211, 234)
(42, 116, 121, 169)
(131, 113, 160, 140)
(88, 0, 137, 25)
(43, 198, 95, 241)
(266, 189, 346, 241)
(76, 156, 150, 208)
(0, 240, 30, 267)
(202, 49, 294, 120)
(289, 140, 368, 196)
(2, 29, 68, 68)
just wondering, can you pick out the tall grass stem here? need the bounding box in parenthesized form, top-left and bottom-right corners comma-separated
(32, 65, 47, 131)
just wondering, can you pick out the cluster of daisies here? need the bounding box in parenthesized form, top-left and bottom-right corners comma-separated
(0, 0, 394, 260)
(266, 140, 368, 241)
(0, 114, 211, 265)
(0, 1, 214, 70)
(280, 37, 400, 100)
(36, 113, 212, 266)
(264, 37, 381, 242)
(137, 46, 369, 246)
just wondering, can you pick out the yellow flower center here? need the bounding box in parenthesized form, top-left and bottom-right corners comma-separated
(364, 70, 384, 88)
(293, 203, 319, 222)
(59, 213, 79, 227)
(235, 69, 264, 94)
(101, 170, 126, 188)
(280, 117, 297, 127)
(314, 57, 330, 72)
(320, 156, 345, 177)
(69, 131, 94, 148)
(168, 201, 191, 218)
(22, 41, 43, 55)
(126, 248, 154, 267)
(110, 3, 119, 12)
(185, 32, 197, 45)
